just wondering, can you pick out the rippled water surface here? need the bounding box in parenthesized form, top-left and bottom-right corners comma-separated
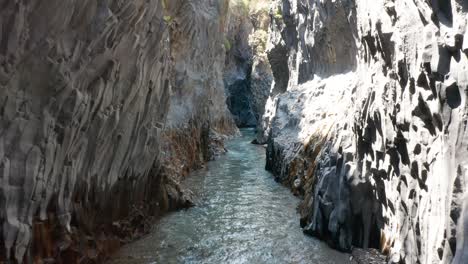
(110, 129, 350, 264)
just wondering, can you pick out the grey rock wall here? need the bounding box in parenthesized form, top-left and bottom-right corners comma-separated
(224, 0, 272, 129)
(0, 0, 235, 262)
(263, 0, 468, 263)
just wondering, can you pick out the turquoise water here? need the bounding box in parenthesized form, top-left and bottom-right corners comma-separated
(109, 129, 350, 264)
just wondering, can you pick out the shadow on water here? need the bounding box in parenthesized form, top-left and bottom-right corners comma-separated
(109, 129, 351, 264)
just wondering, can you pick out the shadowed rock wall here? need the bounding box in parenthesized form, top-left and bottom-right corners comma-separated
(224, 0, 272, 129)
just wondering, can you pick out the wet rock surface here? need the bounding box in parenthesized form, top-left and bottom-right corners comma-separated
(263, 0, 468, 263)
(0, 0, 236, 262)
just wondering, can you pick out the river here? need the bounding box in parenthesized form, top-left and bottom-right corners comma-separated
(109, 129, 351, 264)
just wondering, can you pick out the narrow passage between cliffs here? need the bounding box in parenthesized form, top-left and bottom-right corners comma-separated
(109, 129, 351, 264)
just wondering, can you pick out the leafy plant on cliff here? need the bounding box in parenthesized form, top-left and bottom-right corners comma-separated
(163, 15, 173, 24)
(224, 37, 232, 51)
(161, 0, 173, 24)
(274, 7, 283, 22)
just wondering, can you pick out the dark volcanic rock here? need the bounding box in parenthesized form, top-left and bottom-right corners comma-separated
(263, 0, 468, 263)
(226, 78, 257, 127)
(0, 0, 236, 262)
(224, 1, 272, 129)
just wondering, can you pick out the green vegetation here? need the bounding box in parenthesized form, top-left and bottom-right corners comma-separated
(230, 0, 250, 15)
(224, 38, 232, 51)
(228, 0, 269, 16)
(163, 15, 172, 23)
(274, 7, 283, 21)
(162, 0, 172, 24)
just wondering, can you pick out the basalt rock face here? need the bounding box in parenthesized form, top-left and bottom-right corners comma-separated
(0, 0, 234, 262)
(224, 0, 272, 129)
(163, 0, 237, 175)
(264, 0, 468, 263)
(248, 0, 274, 142)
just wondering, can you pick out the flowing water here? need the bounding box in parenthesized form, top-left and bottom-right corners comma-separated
(110, 129, 351, 264)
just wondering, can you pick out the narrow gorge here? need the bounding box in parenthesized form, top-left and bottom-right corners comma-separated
(0, 0, 467, 264)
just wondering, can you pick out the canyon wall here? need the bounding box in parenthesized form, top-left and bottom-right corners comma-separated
(263, 0, 468, 263)
(0, 0, 235, 262)
(224, 0, 272, 129)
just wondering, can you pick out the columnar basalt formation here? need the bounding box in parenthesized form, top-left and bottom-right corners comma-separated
(224, 0, 272, 129)
(263, 0, 468, 263)
(0, 0, 235, 262)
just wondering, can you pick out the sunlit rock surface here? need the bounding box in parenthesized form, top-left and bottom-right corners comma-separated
(263, 0, 468, 263)
(0, 0, 235, 262)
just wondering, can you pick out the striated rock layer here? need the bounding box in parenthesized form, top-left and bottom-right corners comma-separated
(0, 0, 235, 262)
(263, 0, 468, 263)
